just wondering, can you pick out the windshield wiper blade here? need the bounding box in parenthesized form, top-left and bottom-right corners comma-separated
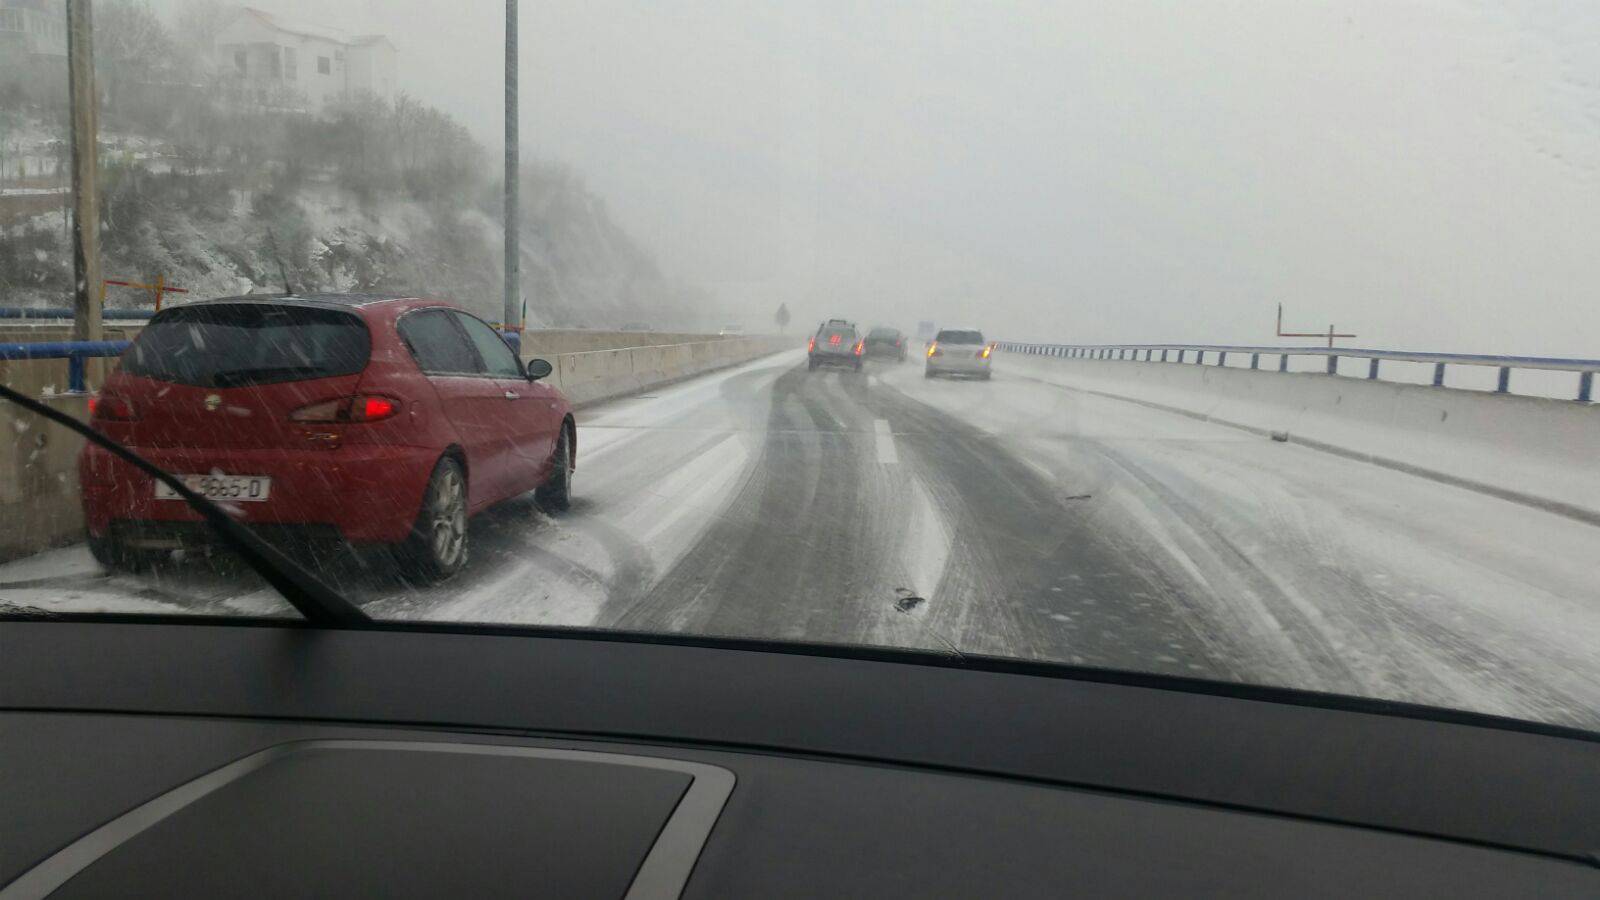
(0, 383, 370, 627)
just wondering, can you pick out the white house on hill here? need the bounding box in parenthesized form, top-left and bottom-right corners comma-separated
(215, 7, 395, 112)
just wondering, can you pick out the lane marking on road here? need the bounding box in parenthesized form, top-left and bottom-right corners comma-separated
(875, 419, 899, 464)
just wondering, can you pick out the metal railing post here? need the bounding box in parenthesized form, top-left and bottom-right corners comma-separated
(1368, 358, 1380, 380)
(1326, 355, 1338, 375)
(1250, 353, 1259, 370)
(1496, 366, 1511, 393)
(1216, 351, 1227, 366)
(1279, 354, 1289, 372)
(1580, 371, 1594, 403)
(1433, 363, 1446, 386)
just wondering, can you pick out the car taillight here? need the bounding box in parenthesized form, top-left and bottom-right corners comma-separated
(829, 334, 842, 345)
(89, 394, 137, 421)
(359, 396, 396, 420)
(290, 395, 401, 423)
(895, 339, 902, 347)
(979, 345, 992, 359)
(808, 336, 816, 352)
(854, 341, 864, 356)
(927, 342, 940, 357)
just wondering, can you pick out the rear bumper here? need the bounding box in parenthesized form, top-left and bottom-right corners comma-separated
(809, 353, 861, 368)
(925, 354, 991, 374)
(79, 443, 439, 544)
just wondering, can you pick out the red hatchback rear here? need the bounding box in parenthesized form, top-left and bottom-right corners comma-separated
(79, 295, 575, 582)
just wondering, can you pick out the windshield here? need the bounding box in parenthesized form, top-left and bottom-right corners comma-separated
(3, 0, 1598, 735)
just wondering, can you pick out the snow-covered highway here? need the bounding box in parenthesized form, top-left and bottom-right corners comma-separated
(4, 349, 1598, 729)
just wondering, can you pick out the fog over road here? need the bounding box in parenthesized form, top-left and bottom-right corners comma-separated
(6, 350, 1599, 729)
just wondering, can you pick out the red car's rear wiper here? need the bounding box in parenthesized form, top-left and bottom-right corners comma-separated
(0, 383, 370, 627)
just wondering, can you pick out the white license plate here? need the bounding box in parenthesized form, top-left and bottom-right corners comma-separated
(154, 475, 272, 502)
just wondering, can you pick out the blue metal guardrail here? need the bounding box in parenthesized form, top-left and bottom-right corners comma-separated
(0, 341, 132, 393)
(995, 342, 1600, 403)
(0, 307, 156, 321)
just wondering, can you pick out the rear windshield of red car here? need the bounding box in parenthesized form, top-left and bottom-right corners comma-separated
(121, 303, 372, 388)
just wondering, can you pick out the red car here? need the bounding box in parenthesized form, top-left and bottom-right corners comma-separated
(78, 294, 575, 582)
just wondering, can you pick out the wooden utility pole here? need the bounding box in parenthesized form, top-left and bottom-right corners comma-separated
(66, 0, 102, 343)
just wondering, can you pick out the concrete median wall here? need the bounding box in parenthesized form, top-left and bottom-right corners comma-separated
(532, 335, 789, 406)
(519, 329, 727, 357)
(1003, 353, 1600, 524)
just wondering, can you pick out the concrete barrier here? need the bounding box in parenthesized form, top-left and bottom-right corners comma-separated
(0, 329, 791, 562)
(0, 368, 92, 561)
(519, 329, 735, 357)
(533, 336, 788, 406)
(1002, 353, 1600, 524)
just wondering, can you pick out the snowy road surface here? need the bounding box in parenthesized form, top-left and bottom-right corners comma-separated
(4, 350, 1599, 729)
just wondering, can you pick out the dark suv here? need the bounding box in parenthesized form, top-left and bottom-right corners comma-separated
(863, 327, 907, 362)
(807, 320, 863, 372)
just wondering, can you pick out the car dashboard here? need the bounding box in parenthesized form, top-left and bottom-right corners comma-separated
(2, 620, 1596, 897)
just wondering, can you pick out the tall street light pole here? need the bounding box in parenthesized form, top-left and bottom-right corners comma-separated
(503, 0, 520, 331)
(67, 0, 102, 343)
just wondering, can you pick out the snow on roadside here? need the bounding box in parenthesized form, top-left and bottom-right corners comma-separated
(874, 359, 1600, 728)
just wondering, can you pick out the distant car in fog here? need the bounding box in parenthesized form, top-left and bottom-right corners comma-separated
(719, 324, 745, 336)
(863, 327, 908, 362)
(925, 327, 992, 380)
(808, 319, 864, 372)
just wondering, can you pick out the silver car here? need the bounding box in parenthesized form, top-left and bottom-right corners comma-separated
(924, 328, 993, 379)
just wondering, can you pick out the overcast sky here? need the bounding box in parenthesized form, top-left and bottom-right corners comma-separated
(183, 1, 1598, 355)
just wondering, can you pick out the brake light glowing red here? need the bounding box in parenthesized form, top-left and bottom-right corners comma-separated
(808, 336, 816, 352)
(360, 397, 396, 420)
(829, 334, 842, 345)
(89, 394, 137, 421)
(290, 395, 399, 424)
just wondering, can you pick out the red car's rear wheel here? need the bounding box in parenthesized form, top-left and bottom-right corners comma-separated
(537, 425, 573, 513)
(395, 456, 469, 583)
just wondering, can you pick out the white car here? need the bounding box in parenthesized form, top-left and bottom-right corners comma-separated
(924, 328, 993, 379)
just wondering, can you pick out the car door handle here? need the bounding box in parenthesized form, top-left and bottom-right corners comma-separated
(504, 391, 520, 400)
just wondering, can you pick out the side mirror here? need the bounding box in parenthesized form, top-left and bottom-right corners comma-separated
(525, 358, 553, 382)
